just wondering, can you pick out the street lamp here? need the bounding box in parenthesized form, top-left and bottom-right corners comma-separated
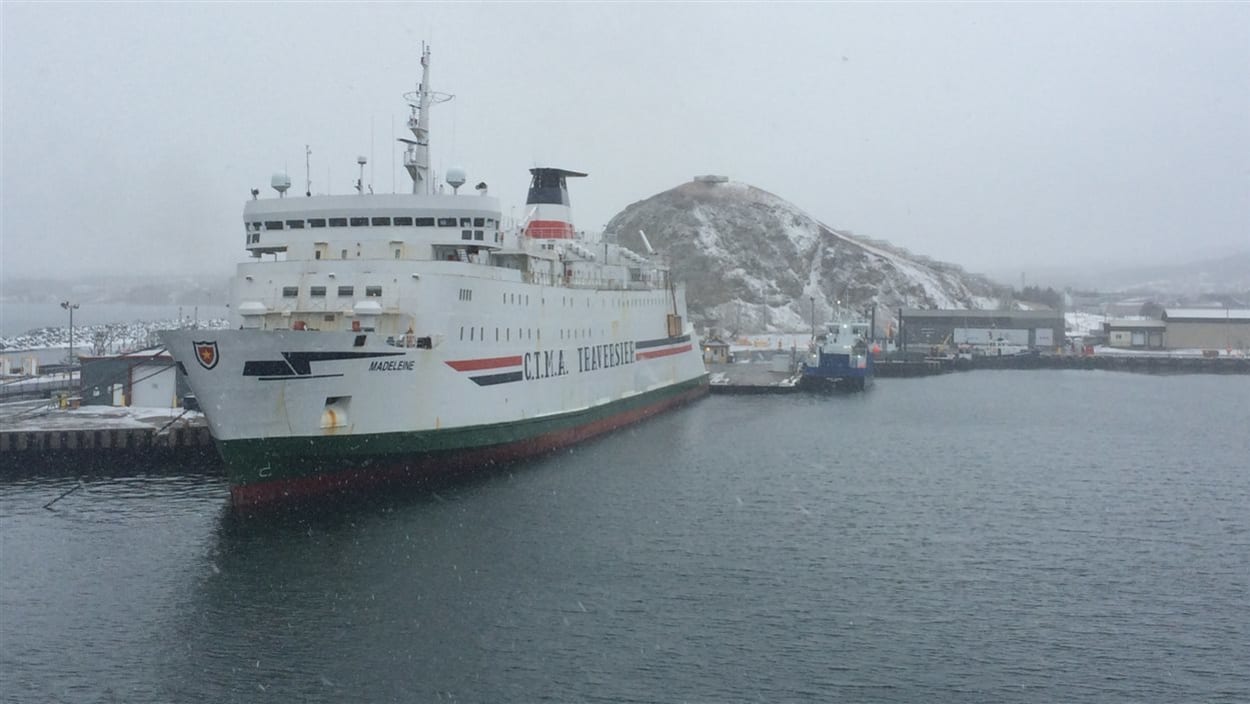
(810, 296, 815, 341)
(61, 300, 79, 368)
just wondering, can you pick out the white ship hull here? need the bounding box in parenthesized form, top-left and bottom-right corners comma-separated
(161, 269, 707, 504)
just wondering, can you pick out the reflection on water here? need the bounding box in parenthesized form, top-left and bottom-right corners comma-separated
(3, 372, 1249, 703)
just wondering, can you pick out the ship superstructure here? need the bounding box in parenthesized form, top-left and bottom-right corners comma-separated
(161, 46, 708, 505)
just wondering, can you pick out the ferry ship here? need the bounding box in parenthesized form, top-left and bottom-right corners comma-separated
(160, 46, 709, 505)
(800, 318, 874, 392)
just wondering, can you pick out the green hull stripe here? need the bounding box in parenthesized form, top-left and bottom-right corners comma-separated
(217, 375, 708, 486)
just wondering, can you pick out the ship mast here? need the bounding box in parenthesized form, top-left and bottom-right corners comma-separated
(399, 43, 452, 195)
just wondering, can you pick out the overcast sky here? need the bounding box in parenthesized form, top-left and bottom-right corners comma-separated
(3, 2, 1248, 283)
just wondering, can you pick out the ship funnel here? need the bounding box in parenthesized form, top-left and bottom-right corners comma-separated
(524, 167, 587, 240)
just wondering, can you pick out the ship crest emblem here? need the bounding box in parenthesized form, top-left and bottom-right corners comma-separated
(193, 341, 219, 370)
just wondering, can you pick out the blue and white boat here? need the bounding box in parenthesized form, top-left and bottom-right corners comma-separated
(800, 319, 874, 391)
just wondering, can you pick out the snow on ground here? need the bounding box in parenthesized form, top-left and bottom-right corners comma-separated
(1091, 346, 1246, 358)
(826, 227, 966, 309)
(1066, 311, 1108, 336)
(1, 399, 201, 432)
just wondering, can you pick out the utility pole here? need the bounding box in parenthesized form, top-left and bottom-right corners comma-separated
(60, 300, 79, 371)
(810, 296, 816, 342)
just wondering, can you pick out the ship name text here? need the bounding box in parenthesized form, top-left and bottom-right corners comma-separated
(577, 342, 636, 374)
(369, 359, 415, 372)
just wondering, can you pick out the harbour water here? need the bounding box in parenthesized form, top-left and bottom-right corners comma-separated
(2, 370, 1248, 702)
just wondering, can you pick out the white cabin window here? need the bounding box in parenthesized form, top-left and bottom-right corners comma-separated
(349, 217, 369, 227)
(264, 220, 284, 230)
(337, 286, 353, 296)
(308, 218, 327, 228)
(393, 217, 413, 226)
(365, 286, 382, 297)
(286, 220, 305, 229)
(310, 286, 326, 297)
(372, 217, 391, 226)
(329, 218, 347, 227)
(282, 286, 298, 297)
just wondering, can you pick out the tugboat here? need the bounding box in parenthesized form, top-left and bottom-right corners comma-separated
(800, 318, 874, 392)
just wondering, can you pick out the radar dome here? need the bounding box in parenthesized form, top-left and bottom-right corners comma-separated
(271, 173, 292, 194)
(446, 167, 467, 190)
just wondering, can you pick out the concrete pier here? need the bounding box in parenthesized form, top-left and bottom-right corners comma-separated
(707, 363, 803, 394)
(0, 406, 220, 473)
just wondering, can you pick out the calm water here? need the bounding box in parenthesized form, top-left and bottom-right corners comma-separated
(2, 371, 1248, 703)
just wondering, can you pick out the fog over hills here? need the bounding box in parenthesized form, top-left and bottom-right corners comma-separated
(0, 274, 228, 307)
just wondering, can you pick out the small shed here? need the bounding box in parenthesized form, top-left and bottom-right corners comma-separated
(80, 349, 189, 408)
(702, 337, 731, 364)
(1104, 319, 1166, 349)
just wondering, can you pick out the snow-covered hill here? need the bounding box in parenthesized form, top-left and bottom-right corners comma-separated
(606, 179, 1013, 333)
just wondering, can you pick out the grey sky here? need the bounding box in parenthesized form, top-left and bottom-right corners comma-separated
(3, 2, 1248, 282)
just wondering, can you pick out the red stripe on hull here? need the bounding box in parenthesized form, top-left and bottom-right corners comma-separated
(445, 355, 523, 372)
(229, 383, 709, 507)
(636, 344, 694, 360)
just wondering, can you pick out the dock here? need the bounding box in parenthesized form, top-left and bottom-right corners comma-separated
(707, 363, 803, 394)
(0, 403, 219, 471)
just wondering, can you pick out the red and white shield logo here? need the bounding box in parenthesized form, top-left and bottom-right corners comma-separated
(193, 341, 219, 370)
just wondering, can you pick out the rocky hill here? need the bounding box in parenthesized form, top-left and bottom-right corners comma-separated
(606, 179, 1013, 333)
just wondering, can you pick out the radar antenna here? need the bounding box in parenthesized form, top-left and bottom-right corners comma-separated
(398, 43, 454, 195)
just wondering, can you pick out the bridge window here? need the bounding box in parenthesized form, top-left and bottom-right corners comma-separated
(349, 217, 369, 227)
(286, 220, 305, 229)
(437, 217, 456, 227)
(393, 216, 413, 226)
(308, 218, 327, 228)
(473, 217, 485, 227)
(365, 286, 382, 297)
(329, 218, 347, 227)
(460, 217, 472, 227)
(282, 286, 298, 297)
(264, 221, 284, 230)
(337, 286, 354, 296)
(372, 217, 391, 226)
(414, 217, 435, 227)
(249, 222, 262, 231)
(461, 230, 472, 240)
(473, 230, 484, 241)
(310, 286, 326, 297)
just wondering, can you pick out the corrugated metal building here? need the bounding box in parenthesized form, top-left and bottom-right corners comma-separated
(1105, 319, 1167, 349)
(1162, 308, 1250, 351)
(898, 309, 1065, 350)
(80, 350, 189, 408)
